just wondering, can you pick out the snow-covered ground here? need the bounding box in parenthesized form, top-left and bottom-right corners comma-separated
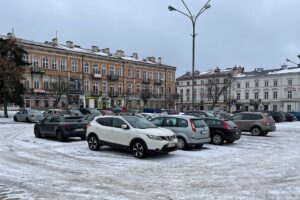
(0, 112, 300, 200)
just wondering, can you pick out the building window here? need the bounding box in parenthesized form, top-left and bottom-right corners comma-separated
(34, 79, 40, 89)
(23, 54, 29, 63)
(127, 68, 132, 78)
(61, 59, 67, 71)
(187, 82, 190, 86)
(118, 82, 122, 95)
(110, 83, 115, 95)
(288, 79, 293, 86)
(102, 81, 107, 94)
(273, 92, 277, 99)
(117, 67, 122, 77)
(246, 82, 249, 88)
(264, 92, 269, 99)
(72, 60, 78, 72)
(127, 83, 132, 94)
(84, 80, 90, 92)
(287, 105, 292, 111)
(93, 64, 98, 74)
(288, 91, 292, 99)
(84, 63, 89, 74)
(215, 79, 219, 84)
(237, 83, 240, 88)
(32, 56, 39, 67)
(223, 94, 227, 102)
(273, 105, 277, 111)
(237, 93, 240, 100)
(254, 92, 258, 99)
(51, 58, 58, 70)
(201, 80, 204, 85)
(102, 64, 106, 75)
(93, 81, 98, 95)
(265, 81, 268, 87)
(274, 80, 278, 86)
(245, 92, 249, 100)
(109, 66, 115, 75)
(136, 69, 141, 79)
(160, 72, 165, 81)
(42, 57, 49, 69)
(255, 81, 259, 87)
(149, 71, 153, 80)
(43, 78, 49, 90)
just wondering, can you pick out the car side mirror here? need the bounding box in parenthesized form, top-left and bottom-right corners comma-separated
(121, 124, 128, 129)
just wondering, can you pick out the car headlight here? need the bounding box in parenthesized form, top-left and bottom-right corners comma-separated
(146, 135, 162, 141)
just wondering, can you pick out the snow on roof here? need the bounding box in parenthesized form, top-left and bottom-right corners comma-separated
(268, 67, 300, 75)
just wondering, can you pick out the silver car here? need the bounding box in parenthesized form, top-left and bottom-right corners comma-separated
(150, 115, 210, 149)
(14, 109, 43, 123)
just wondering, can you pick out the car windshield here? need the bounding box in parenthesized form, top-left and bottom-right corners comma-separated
(205, 112, 215, 117)
(191, 119, 207, 128)
(69, 109, 82, 115)
(124, 116, 157, 129)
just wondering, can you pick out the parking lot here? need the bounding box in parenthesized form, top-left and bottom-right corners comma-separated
(0, 115, 300, 200)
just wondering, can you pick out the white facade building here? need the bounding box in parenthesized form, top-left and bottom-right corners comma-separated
(232, 65, 300, 112)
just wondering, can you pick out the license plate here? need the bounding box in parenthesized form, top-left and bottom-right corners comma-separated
(167, 143, 176, 147)
(75, 128, 84, 132)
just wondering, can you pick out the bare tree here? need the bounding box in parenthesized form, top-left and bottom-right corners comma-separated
(51, 76, 68, 108)
(140, 88, 152, 109)
(166, 93, 179, 109)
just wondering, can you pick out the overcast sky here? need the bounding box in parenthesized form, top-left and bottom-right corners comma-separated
(1, 0, 300, 76)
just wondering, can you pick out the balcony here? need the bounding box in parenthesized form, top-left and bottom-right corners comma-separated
(142, 78, 150, 84)
(154, 79, 162, 85)
(31, 67, 45, 74)
(93, 74, 102, 79)
(108, 75, 118, 81)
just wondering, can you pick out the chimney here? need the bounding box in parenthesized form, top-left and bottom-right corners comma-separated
(116, 50, 124, 58)
(158, 57, 162, 64)
(147, 57, 152, 62)
(281, 64, 287, 70)
(151, 57, 156, 62)
(7, 32, 14, 38)
(91, 46, 99, 52)
(66, 41, 73, 48)
(132, 53, 138, 59)
(52, 38, 58, 46)
(102, 48, 110, 54)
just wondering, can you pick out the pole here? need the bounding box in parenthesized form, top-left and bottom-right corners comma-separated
(192, 21, 196, 114)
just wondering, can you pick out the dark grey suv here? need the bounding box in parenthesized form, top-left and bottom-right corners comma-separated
(229, 112, 276, 136)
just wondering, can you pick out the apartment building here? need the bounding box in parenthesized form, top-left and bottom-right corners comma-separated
(176, 66, 243, 112)
(2, 33, 176, 110)
(232, 65, 300, 112)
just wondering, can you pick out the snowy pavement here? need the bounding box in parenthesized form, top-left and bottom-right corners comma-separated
(0, 115, 299, 200)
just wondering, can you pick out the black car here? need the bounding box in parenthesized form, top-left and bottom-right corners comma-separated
(285, 112, 296, 122)
(79, 108, 101, 116)
(34, 115, 88, 141)
(201, 117, 241, 145)
(184, 110, 215, 118)
(65, 109, 83, 117)
(265, 111, 286, 123)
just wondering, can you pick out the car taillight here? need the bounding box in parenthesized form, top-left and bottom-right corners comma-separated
(263, 118, 270, 125)
(224, 121, 231, 131)
(189, 119, 196, 132)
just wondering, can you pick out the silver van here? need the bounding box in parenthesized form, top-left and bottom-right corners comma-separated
(150, 115, 210, 149)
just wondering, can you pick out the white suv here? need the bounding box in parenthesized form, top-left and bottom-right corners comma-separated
(86, 115, 178, 158)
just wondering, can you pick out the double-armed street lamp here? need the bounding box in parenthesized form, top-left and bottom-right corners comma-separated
(168, 0, 211, 114)
(286, 58, 300, 67)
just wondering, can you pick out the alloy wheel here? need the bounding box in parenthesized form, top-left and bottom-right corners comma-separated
(212, 134, 223, 145)
(251, 128, 261, 136)
(132, 142, 145, 158)
(177, 138, 186, 149)
(88, 136, 99, 150)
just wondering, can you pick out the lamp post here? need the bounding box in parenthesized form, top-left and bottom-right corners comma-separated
(286, 58, 300, 67)
(168, 0, 211, 114)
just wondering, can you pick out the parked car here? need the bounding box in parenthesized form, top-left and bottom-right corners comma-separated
(265, 111, 286, 123)
(65, 109, 83, 117)
(161, 109, 178, 115)
(34, 115, 88, 141)
(14, 109, 43, 123)
(42, 109, 68, 117)
(293, 112, 300, 121)
(229, 112, 276, 136)
(83, 114, 96, 122)
(184, 110, 215, 118)
(201, 117, 241, 145)
(150, 115, 210, 149)
(79, 108, 101, 117)
(285, 112, 296, 122)
(140, 113, 162, 120)
(86, 115, 177, 158)
(100, 109, 115, 115)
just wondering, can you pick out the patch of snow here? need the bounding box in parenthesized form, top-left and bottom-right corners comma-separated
(268, 68, 300, 75)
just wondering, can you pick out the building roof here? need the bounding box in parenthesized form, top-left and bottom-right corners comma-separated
(234, 66, 300, 78)
(0, 34, 176, 70)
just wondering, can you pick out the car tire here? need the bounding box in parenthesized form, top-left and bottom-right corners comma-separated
(177, 137, 187, 150)
(56, 130, 65, 142)
(211, 133, 224, 145)
(131, 140, 148, 159)
(251, 127, 262, 136)
(14, 116, 18, 122)
(87, 134, 101, 151)
(34, 127, 42, 138)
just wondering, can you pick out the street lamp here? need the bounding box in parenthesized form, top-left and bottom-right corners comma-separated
(286, 58, 300, 67)
(168, 0, 211, 114)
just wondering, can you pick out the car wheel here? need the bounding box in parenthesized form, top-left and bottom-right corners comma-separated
(87, 135, 101, 151)
(56, 130, 65, 142)
(26, 117, 31, 123)
(14, 116, 18, 122)
(177, 137, 187, 150)
(34, 127, 42, 138)
(212, 133, 224, 145)
(131, 140, 147, 159)
(251, 127, 262, 136)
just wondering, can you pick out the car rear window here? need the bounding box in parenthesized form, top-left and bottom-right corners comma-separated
(226, 120, 237, 128)
(267, 115, 274, 121)
(242, 114, 263, 120)
(191, 119, 207, 128)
